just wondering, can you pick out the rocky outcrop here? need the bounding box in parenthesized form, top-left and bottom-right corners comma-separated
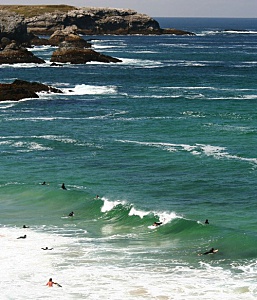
(161, 28, 195, 35)
(1, 6, 195, 37)
(0, 79, 62, 101)
(48, 25, 91, 47)
(25, 8, 162, 35)
(0, 11, 26, 41)
(0, 10, 33, 45)
(50, 40, 121, 64)
(48, 25, 121, 64)
(0, 41, 45, 64)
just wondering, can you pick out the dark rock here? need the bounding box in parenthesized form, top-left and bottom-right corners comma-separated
(48, 26, 91, 47)
(50, 40, 121, 64)
(0, 10, 33, 46)
(0, 79, 62, 101)
(50, 62, 63, 67)
(0, 41, 45, 64)
(30, 35, 51, 46)
(161, 28, 195, 35)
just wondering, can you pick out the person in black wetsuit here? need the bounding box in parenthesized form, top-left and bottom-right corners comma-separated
(199, 248, 218, 255)
(17, 235, 27, 239)
(153, 222, 162, 227)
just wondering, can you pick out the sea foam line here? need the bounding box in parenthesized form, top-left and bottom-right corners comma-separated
(116, 140, 257, 165)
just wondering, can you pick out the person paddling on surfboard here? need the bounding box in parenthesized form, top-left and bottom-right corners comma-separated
(17, 235, 27, 239)
(199, 247, 218, 256)
(153, 222, 162, 227)
(46, 278, 62, 287)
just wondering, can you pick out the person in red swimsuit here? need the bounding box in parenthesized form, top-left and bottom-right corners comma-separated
(46, 278, 62, 287)
(46, 278, 55, 287)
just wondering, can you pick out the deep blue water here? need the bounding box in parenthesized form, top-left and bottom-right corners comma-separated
(0, 18, 257, 299)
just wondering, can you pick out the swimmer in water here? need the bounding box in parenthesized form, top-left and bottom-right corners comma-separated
(46, 278, 62, 287)
(41, 247, 53, 250)
(68, 211, 74, 217)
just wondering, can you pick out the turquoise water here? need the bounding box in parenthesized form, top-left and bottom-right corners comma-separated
(0, 18, 257, 299)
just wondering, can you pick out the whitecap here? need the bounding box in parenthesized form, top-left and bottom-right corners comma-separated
(116, 139, 257, 165)
(101, 197, 127, 213)
(63, 84, 117, 95)
(128, 207, 150, 219)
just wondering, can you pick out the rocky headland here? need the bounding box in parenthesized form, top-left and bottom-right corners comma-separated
(0, 5, 194, 36)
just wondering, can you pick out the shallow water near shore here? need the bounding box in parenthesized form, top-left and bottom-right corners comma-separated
(0, 17, 257, 299)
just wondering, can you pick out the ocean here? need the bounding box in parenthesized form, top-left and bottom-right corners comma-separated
(0, 17, 257, 299)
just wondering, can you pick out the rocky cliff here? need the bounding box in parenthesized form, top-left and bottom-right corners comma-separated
(0, 5, 194, 36)
(0, 10, 31, 44)
(25, 7, 161, 35)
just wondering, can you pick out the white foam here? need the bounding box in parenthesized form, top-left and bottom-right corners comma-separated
(0, 103, 17, 109)
(128, 207, 150, 219)
(31, 45, 55, 51)
(1, 225, 256, 300)
(92, 45, 118, 49)
(116, 139, 257, 165)
(101, 197, 127, 213)
(120, 58, 163, 68)
(63, 84, 117, 95)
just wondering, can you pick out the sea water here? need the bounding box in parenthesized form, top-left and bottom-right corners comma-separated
(0, 18, 257, 299)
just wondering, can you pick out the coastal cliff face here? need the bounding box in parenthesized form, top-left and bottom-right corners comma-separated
(0, 5, 194, 37)
(25, 8, 161, 35)
(0, 11, 29, 43)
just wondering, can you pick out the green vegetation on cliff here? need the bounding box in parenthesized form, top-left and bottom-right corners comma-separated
(0, 5, 76, 18)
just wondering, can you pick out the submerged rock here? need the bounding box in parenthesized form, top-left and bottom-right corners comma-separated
(0, 79, 62, 101)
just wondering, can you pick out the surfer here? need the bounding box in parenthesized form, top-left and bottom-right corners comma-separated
(42, 181, 46, 185)
(205, 219, 209, 224)
(41, 247, 53, 250)
(68, 211, 74, 217)
(199, 248, 218, 255)
(61, 183, 67, 190)
(23, 225, 29, 228)
(153, 222, 162, 227)
(46, 278, 62, 287)
(17, 235, 27, 239)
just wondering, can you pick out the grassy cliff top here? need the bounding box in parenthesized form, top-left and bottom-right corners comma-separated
(0, 5, 77, 18)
